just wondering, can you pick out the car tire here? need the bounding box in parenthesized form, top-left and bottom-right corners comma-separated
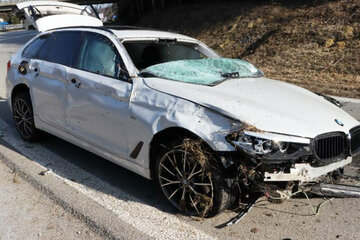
(155, 138, 234, 217)
(12, 92, 42, 142)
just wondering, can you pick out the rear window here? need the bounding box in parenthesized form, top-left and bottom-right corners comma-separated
(36, 32, 83, 67)
(22, 37, 47, 58)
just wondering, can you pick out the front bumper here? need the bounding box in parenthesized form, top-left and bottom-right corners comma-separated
(263, 157, 352, 182)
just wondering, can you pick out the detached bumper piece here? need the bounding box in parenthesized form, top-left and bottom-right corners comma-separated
(311, 183, 360, 198)
(264, 157, 352, 182)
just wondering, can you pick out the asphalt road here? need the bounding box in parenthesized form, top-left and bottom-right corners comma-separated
(0, 160, 102, 240)
(1, 30, 360, 240)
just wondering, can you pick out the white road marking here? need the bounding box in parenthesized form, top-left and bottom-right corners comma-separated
(0, 116, 216, 240)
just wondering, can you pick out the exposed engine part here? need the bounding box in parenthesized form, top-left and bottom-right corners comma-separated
(311, 183, 360, 198)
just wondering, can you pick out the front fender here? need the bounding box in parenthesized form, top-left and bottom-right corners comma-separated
(128, 78, 237, 168)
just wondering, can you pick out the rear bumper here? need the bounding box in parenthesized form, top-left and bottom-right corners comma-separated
(263, 157, 352, 183)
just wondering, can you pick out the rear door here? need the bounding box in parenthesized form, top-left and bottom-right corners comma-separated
(29, 31, 83, 129)
(66, 32, 132, 158)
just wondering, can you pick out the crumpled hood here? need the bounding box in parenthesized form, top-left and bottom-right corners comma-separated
(144, 77, 359, 138)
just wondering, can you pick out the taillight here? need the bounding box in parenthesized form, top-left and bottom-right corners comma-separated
(7, 60, 11, 71)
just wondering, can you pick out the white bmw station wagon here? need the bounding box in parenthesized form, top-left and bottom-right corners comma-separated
(6, 25, 360, 217)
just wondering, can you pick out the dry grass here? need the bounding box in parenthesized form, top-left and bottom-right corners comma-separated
(181, 138, 213, 169)
(137, 0, 360, 98)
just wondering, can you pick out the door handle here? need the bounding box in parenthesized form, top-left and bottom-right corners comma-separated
(71, 78, 81, 88)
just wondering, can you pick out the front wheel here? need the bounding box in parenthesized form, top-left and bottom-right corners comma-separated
(156, 140, 233, 217)
(12, 92, 41, 142)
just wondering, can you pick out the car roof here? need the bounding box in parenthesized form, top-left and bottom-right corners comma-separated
(45, 26, 198, 43)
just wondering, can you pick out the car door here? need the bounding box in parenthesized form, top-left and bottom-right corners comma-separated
(29, 31, 83, 129)
(66, 32, 132, 158)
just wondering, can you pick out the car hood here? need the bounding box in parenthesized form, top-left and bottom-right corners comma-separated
(143, 77, 359, 138)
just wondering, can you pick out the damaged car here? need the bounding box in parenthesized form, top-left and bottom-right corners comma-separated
(13, 1, 103, 32)
(6, 26, 360, 217)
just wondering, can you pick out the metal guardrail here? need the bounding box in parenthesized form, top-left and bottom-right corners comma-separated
(0, 24, 24, 31)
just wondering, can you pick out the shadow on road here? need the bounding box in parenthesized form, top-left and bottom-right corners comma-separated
(39, 133, 176, 213)
(0, 98, 13, 125)
(1, 94, 175, 214)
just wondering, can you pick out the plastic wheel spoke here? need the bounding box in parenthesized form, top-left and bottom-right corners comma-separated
(193, 182, 212, 186)
(24, 122, 32, 133)
(161, 181, 181, 187)
(189, 169, 203, 179)
(16, 119, 23, 126)
(181, 187, 186, 201)
(166, 153, 183, 177)
(159, 175, 180, 184)
(189, 193, 200, 214)
(182, 150, 187, 172)
(189, 185, 202, 196)
(188, 162, 199, 178)
(160, 163, 176, 177)
(167, 187, 180, 200)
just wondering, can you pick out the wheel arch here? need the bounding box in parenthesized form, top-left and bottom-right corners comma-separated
(149, 127, 204, 180)
(11, 83, 30, 107)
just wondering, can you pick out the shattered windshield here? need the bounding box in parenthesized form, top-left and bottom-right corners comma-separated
(141, 58, 264, 85)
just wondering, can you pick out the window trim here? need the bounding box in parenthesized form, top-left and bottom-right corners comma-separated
(22, 34, 50, 58)
(72, 31, 131, 84)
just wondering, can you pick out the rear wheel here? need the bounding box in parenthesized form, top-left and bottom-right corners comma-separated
(12, 92, 41, 142)
(156, 139, 233, 217)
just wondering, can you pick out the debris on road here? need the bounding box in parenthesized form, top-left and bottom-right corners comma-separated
(311, 183, 360, 198)
(39, 169, 52, 176)
(12, 172, 20, 184)
(215, 201, 255, 228)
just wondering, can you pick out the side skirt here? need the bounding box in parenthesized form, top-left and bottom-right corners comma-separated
(34, 116, 151, 179)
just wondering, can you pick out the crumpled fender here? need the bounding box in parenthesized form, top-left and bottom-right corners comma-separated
(128, 78, 236, 167)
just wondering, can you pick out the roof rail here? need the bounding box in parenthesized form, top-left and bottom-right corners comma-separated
(104, 25, 159, 31)
(45, 25, 113, 33)
(46, 25, 182, 36)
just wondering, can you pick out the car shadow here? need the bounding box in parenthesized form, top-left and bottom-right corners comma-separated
(0, 96, 176, 215)
(39, 134, 176, 214)
(0, 97, 13, 125)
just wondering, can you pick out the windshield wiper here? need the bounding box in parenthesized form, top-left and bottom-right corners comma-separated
(221, 72, 239, 78)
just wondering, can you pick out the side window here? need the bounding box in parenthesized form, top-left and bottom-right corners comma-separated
(47, 32, 83, 66)
(35, 32, 83, 66)
(22, 36, 48, 58)
(76, 33, 126, 80)
(36, 35, 54, 61)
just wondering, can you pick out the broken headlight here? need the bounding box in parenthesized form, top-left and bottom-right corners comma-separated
(227, 131, 311, 160)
